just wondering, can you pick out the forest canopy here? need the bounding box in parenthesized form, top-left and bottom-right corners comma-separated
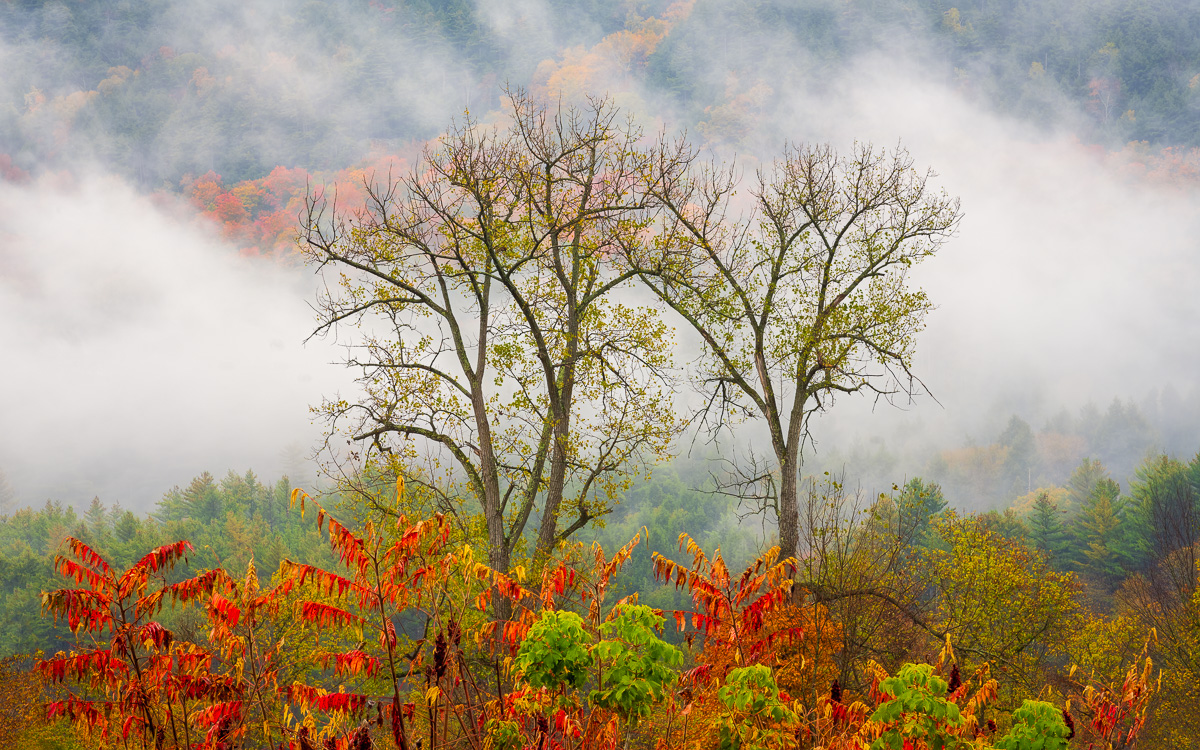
(4, 0, 1200, 190)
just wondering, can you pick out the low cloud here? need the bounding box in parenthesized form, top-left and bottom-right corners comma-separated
(760, 55, 1200, 487)
(0, 172, 343, 509)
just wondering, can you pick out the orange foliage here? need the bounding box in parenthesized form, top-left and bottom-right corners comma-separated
(1103, 141, 1200, 188)
(39, 538, 294, 749)
(0, 154, 30, 184)
(532, 2, 695, 100)
(188, 171, 225, 211)
(35, 501, 1165, 750)
(181, 154, 409, 259)
(653, 535, 799, 678)
(768, 599, 843, 703)
(1072, 644, 1158, 748)
(278, 487, 464, 750)
(648, 535, 842, 749)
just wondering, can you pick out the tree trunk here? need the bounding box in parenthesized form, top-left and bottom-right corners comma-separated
(535, 347, 577, 562)
(777, 451, 799, 563)
(486, 494, 513, 622)
(474, 380, 513, 620)
(535, 414, 571, 561)
(475, 404, 506, 574)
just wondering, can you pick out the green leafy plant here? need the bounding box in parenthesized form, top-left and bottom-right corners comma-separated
(482, 716, 524, 750)
(714, 665, 798, 750)
(514, 610, 593, 692)
(869, 664, 966, 750)
(590, 604, 682, 725)
(994, 700, 1071, 750)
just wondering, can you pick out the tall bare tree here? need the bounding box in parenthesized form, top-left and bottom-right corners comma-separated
(631, 141, 962, 563)
(301, 91, 680, 577)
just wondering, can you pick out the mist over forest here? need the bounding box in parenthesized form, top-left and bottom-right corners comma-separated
(3, 0, 1199, 510)
(5, 2, 1200, 749)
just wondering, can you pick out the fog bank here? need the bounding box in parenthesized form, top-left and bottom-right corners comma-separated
(0, 173, 341, 510)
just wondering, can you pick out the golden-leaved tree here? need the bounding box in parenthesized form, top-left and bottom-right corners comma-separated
(300, 90, 682, 578)
(626, 140, 962, 567)
(924, 514, 1081, 701)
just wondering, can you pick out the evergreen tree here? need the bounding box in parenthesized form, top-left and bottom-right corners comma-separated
(1090, 399, 1159, 481)
(157, 472, 221, 524)
(1074, 478, 1133, 587)
(896, 477, 948, 545)
(1027, 491, 1069, 567)
(280, 443, 315, 493)
(84, 496, 110, 545)
(187, 472, 222, 524)
(113, 510, 140, 544)
(1066, 458, 1109, 516)
(977, 508, 1028, 542)
(1127, 453, 1200, 570)
(219, 470, 261, 518)
(998, 415, 1037, 498)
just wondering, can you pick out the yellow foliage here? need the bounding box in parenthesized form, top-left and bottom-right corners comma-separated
(1139, 667, 1200, 746)
(0, 656, 75, 748)
(926, 514, 1081, 700)
(1010, 486, 1071, 517)
(1066, 614, 1144, 684)
(943, 7, 974, 34)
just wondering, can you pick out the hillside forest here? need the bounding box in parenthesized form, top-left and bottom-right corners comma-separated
(3, 1, 1200, 750)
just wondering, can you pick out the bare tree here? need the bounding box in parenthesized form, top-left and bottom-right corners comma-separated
(793, 473, 930, 688)
(630, 141, 962, 563)
(301, 91, 680, 577)
(1120, 455, 1200, 676)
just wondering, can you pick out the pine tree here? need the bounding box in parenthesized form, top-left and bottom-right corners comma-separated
(998, 415, 1037, 498)
(113, 510, 140, 544)
(1074, 478, 1132, 587)
(897, 477, 949, 545)
(1028, 491, 1069, 566)
(84, 496, 110, 546)
(1128, 453, 1199, 570)
(1067, 458, 1109, 516)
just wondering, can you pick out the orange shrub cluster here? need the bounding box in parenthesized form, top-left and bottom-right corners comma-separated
(31, 487, 1158, 750)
